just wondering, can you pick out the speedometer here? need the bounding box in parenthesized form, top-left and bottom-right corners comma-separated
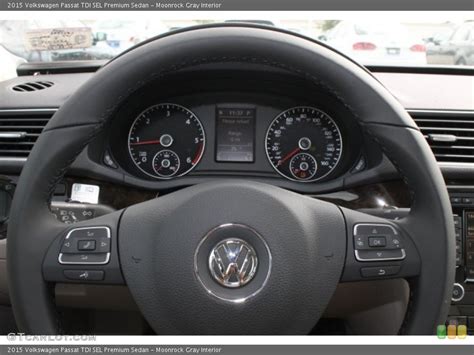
(265, 106, 342, 182)
(128, 103, 205, 179)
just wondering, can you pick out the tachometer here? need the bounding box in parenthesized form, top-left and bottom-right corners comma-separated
(265, 106, 342, 182)
(128, 103, 205, 179)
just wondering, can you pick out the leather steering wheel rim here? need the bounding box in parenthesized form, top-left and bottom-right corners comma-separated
(7, 24, 455, 334)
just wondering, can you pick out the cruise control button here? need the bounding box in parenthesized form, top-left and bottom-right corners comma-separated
(369, 236, 386, 247)
(78, 240, 96, 251)
(355, 249, 405, 261)
(64, 270, 104, 281)
(59, 253, 109, 264)
(360, 266, 400, 278)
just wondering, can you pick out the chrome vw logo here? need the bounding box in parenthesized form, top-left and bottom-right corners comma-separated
(208, 238, 258, 288)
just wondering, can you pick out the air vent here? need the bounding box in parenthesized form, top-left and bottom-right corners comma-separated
(11, 81, 54, 93)
(0, 109, 56, 158)
(411, 110, 474, 164)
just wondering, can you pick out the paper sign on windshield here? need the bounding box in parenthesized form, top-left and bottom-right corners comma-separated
(24, 27, 92, 51)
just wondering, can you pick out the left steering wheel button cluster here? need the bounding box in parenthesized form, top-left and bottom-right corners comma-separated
(58, 226, 111, 265)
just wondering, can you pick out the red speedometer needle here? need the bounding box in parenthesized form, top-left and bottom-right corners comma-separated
(277, 147, 301, 167)
(130, 139, 161, 146)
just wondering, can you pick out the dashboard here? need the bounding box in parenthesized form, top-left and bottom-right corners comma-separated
(104, 70, 365, 189)
(0, 63, 473, 334)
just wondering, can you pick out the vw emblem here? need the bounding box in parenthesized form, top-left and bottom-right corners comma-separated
(208, 238, 258, 288)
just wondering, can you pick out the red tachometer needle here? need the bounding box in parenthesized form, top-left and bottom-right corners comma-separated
(130, 139, 161, 146)
(277, 147, 301, 167)
(192, 143, 204, 165)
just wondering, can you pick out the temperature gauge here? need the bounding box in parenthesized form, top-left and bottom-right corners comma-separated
(152, 150, 180, 178)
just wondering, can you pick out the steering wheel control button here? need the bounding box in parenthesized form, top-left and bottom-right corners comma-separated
(360, 266, 400, 278)
(355, 249, 406, 262)
(208, 238, 258, 288)
(63, 270, 104, 281)
(368, 236, 386, 247)
(58, 226, 111, 265)
(452, 283, 465, 302)
(69, 227, 109, 239)
(354, 224, 397, 236)
(96, 238, 111, 253)
(354, 236, 368, 249)
(78, 240, 96, 251)
(60, 239, 75, 253)
(59, 253, 110, 264)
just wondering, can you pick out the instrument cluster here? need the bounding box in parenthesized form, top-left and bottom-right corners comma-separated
(105, 72, 365, 190)
(124, 102, 345, 182)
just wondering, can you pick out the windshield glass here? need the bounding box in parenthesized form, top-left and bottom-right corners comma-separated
(0, 18, 473, 80)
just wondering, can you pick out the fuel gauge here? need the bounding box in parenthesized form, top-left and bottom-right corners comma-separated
(289, 153, 317, 181)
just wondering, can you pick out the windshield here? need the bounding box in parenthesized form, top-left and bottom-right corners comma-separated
(0, 18, 473, 80)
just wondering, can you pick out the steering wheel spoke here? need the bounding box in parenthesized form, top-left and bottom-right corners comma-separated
(42, 210, 124, 285)
(339, 207, 421, 283)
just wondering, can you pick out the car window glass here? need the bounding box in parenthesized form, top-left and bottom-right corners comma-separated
(452, 25, 470, 42)
(0, 18, 473, 81)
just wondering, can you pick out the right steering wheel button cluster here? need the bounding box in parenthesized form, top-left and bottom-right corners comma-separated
(353, 223, 406, 262)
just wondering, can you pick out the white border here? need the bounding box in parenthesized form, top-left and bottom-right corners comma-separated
(0, 11, 472, 21)
(1, 335, 473, 345)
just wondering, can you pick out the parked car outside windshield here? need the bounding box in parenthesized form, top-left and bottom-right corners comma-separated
(0, 19, 472, 81)
(426, 21, 474, 65)
(319, 21, 428, 66)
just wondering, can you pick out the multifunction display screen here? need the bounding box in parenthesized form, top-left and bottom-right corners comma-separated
(215, 107, 255, 163)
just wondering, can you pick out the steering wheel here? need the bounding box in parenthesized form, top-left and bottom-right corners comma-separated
(7, 24, 455, 335)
